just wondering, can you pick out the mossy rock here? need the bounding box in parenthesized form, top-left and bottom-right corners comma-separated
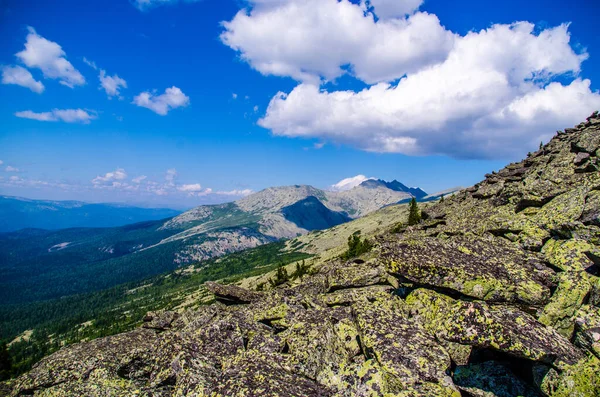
(538, 271, 593, 338)
(384, 234, 553, 305)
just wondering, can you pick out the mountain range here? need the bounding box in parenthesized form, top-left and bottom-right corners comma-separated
(0, 196, 181, 232)
(0, 179, 437, 306)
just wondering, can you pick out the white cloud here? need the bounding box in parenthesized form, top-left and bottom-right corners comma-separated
(15, 109, 97, 124)
(132, 175, 147, 184)
(16, 27, 85, 88)
(232, 93, 238, 99)
(92, 168, 127, 185)
(133, 0, 201, 11)
(1, 65, 44, 93)
(83, 57, 98, 70)
(256, 21, 600, 158)
(368, 0, 424, 19)
(221, 0, 454, 84)
(0, 160, 3, 165)
(177, 183, 203, 192)
(216, 189, 254, 196)
(133, 86, 190, 115)
(330, 175, 374, 191)
(165, 168, 178, 186)
(5, 166, 19, 172)
(99, 69, 127, 98)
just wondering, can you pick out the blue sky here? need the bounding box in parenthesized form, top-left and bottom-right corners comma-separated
(1, 0, 599, 209)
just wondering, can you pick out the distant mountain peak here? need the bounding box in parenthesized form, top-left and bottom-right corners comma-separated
(359, 179, 428, 199)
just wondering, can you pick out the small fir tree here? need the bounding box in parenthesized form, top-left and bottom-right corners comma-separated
(539, 141, 543, 150)
(269, 263, 289, 287)
(439, 194, 445, 203)
(407, 197, 421, 226)
(342, 231, 373, 260)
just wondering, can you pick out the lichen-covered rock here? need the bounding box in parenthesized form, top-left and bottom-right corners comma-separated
(573, 305, 600, 359)
(205, 281, 263, 304)
(536, 356, 600, 397)
(383, 234, 553, 305)
(541, 238, 596, 271)
(406, 289, 584, 366)
(142, 310, 179, 331)
(581, 190, 600, 227)
(323, 259, 398, 292)
(538, 271, 593, 338)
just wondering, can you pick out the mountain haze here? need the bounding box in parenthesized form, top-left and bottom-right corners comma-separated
(0, 196, 181, 232)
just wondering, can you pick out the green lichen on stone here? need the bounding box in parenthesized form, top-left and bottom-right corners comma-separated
(542, 238, 596, 271)
(538, 271, 593, 338)
(539, 356, 600, 397)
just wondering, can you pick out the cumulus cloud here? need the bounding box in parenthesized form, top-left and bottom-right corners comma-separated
(5, 166, 20, 172)
(92, 168, 128, 185)
(330, 175, 374, 191)
(177, 183, 203, 192)
(165, 168, 178, 186)
(132, 175, 147, 184)
(99, 70, 127, 98)
(1, 65, 44, 93)
(16, 27, 85, 88)
(15, 109, 97, 124)
(221, 0, 454, 84)
(368, 0, 424, 19)
(133, 86, 190, 115)
(249, 16, 600, 158)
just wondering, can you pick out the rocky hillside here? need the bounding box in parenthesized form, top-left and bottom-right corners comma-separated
(6, 113, 600, 396)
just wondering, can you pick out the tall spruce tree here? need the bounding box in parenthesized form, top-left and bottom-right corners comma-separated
(408, 197, 421, 225)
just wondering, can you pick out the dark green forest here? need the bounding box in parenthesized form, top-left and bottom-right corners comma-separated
(1, 240, 310, 379)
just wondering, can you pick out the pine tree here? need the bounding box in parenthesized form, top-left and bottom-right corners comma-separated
(539, 141, 543, 150)
(407, 197, 421, 226)
(439, 194, 445, 203)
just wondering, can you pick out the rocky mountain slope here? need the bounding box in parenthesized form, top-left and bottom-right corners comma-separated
(0, 196, 181, 232)
(8, 114, 600, 396)
(4, 116, 599, 396)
